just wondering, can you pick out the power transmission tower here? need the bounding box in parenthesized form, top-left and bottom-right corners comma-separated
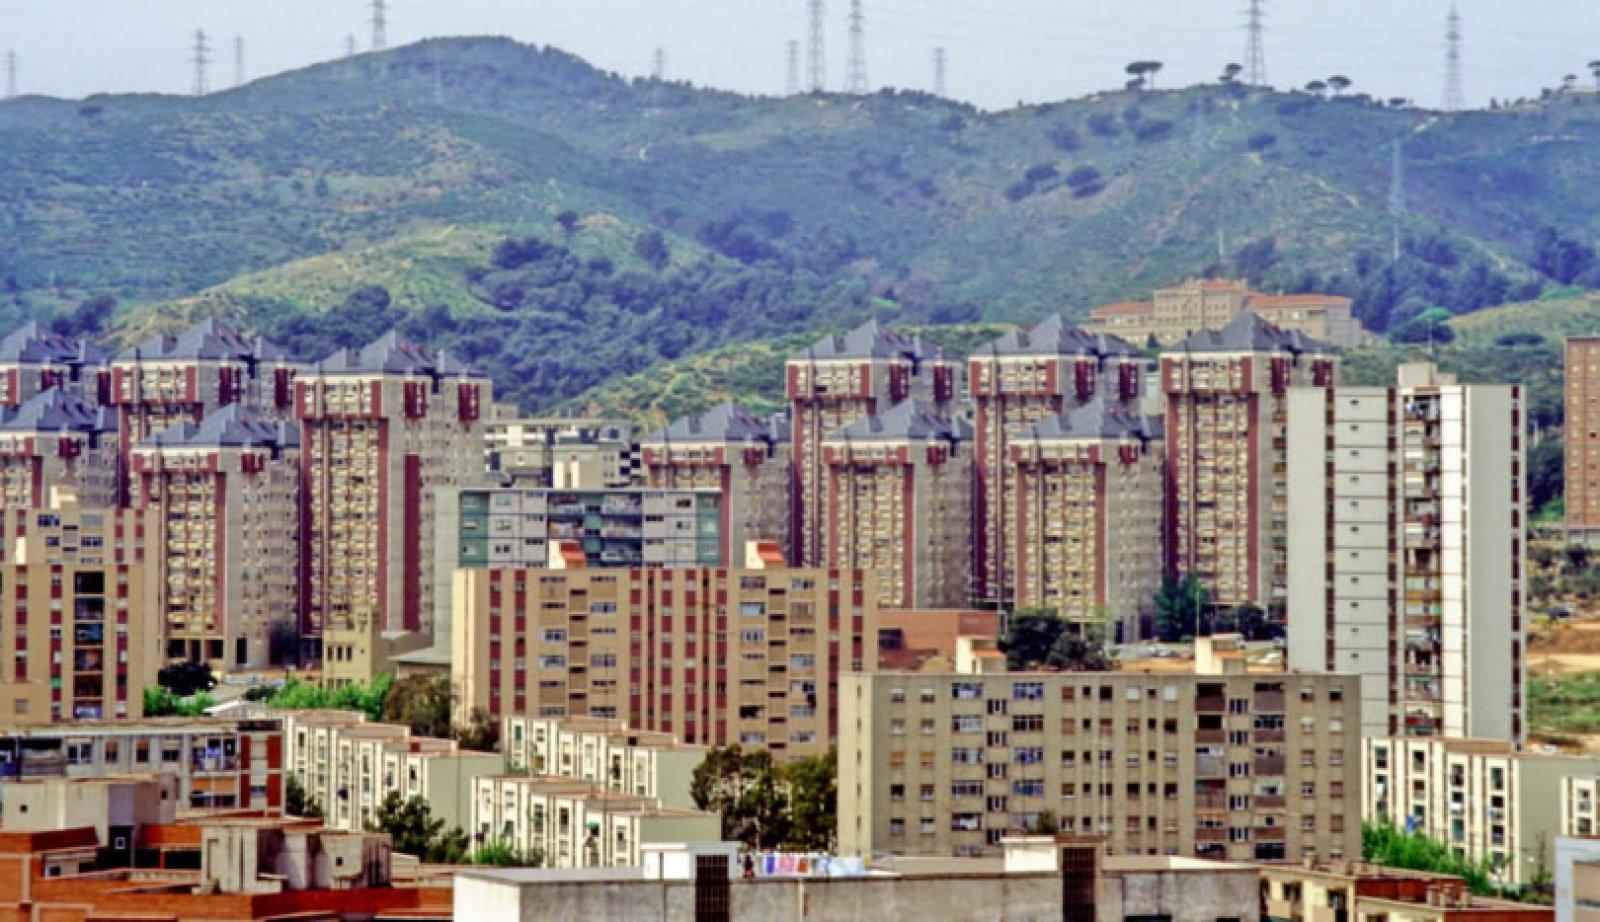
(191, 30, 211, 96)
(652, 47, 665, 81)
(371, 0, 388, 53)
(1244, 0, 1267, 86)
(1389, 138, 1407, 262)
(1442, 3, 1465, 112)
(807, 0, 825, 92)
(933, 47, 947, 97)
(4, 51, 15, 100)
(786, 40, 800, 95)
(846, 0, 867, 95)
(234, 36, 245, 88)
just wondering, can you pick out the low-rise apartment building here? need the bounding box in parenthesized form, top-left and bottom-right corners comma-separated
(1261, 860, 1553, 922)
(453, 558, 878, 762)
(0, 492, 158, 723)
(472, 774, 720, 869)
(500, 716, 704, 810)
(485, 407, 636, 488)
(1364, 736, 1600, 887)
(279, 710, 500, 835)
(838, 665, 1361, 862)
(0, 717, 283, 810)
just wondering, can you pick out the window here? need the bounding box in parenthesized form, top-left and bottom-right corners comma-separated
(1012, 682, 1044, 701)
(952, 715, 983, 733)
(953, 682, 983, 701)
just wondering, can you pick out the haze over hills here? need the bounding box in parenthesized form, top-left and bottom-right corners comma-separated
(2, 36, 1600, 411)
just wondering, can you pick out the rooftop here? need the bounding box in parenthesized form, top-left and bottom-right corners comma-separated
(791, 319, 945, 363)
(1017, 396, 1162, 443)
(974, 315, 1141, 358)
(0, 322, 107, 366)
(643, 401, 787, 446)
(311, 330, 475, 378)
(0, 388, 115, 434)
(825, 399, 969, 443)
(136, 404, 300, 450)
(1169, 312, 1332, 355)
(115, 318, 291, 364)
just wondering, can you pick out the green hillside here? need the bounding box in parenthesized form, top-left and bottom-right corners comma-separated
(5, 37, 1600, 410)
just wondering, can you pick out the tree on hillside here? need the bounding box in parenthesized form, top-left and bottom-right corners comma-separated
(1154, 575, 1210, 643)
(690, 746, 791, 849)
(1328, 75, 1352, 96)
(1305, 80, 1328, 97)
(1124, 61, 1163, 90)
(1220, 63, 1243, 83)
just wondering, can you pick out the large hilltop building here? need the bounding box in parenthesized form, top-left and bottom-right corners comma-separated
(1086, 278, 1366, 348)
(967, 316, 1146, 608)
(1162, 313, 1339, 615)
(786, 321, 955, 567)
(295, 331, 490, 684)
(132, 405, 302, 671)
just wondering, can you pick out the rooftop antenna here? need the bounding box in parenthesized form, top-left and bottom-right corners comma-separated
(191, 30, 211, 96)
(234, 36, 245, 88)
(807, 0, 825, 92)
(933, 47, 947, 97)
(371, 0, 388, 53)
(846, 0, 867, 94)
(1442, 3, 1465, 112)
(652, 47, 665, 81)
(1244, 0, 1267, 86)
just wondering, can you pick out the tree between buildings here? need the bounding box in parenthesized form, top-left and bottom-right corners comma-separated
(691, 746, 839, 851)
(999, 609, 1111, 671)
(285, 776, 324, 820)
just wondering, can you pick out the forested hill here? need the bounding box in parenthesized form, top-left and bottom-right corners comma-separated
(4, 36, 1600, 410)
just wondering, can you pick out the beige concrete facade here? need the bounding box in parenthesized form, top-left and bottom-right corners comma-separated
(485, 408, 636, 489)
(1007, 404, 1163, 642)
(1364, 736, 1599, 887)
(500, 716, 704, 810)
(0, 494, 158, 723)
(838, 667, 1361, 863)
(1567, 338, 1600, 547)
(1086, 278, 1365, 347)
(0, 775, 178, 840)
(279, 709, 501, 835)
(453, 565, 878, 763)
(1261, 860, 1552, 922)
(294, 333, 490, 684)
(1162, 318, 1339, 613)
(1288, 364, 1525, 743)
(822, 404, 971, 609)
(131, 411, 301, 672)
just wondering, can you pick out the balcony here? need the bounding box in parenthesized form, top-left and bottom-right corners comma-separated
(1195, 728, 1226, 745)
(1253, 755, 1286, 776)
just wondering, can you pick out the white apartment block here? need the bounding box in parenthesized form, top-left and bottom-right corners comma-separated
(1288, 363, 1525, 743)
(500, 716, 704, 810)
(1364, 736, 1597, 887)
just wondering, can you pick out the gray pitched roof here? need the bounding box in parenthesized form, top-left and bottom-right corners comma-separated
(1170, 312, 1332, 355)
(138, 404, 300, 450)
(792, 319, 946, 363)
(0, 322, 108, 366)
(1019, 397, 1163, 443)
(644, 401, 778, 446)
(116, 318, 291, 363)
(975, 315, 1140, 359)
(312, 330, 475, 377)
(825, 400, 969, 443)
(0, 388, 115, 434)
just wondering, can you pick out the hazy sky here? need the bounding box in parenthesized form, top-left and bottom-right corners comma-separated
(5, 1, 1597, 110)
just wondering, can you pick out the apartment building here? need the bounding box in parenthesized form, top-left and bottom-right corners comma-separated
(131, 406, 301, 671)
(0, 493, 157, 723)
(486, 406, 637, 488)
(430, 486, 725, 643)
(280, 710, 501, 835)
(453, 561, 879, 762)
(0, 388, 118, 508)
(968, 317, 1145, 607)
(1364, 736, 1600, 887)
(108, 319, 297, 504)
(1288, 363, 1525, 742)
(1085, 278, 1365, 347)
(472, 774, 721, 869)
(0, 717, 284, 809)
(1007, 399, 1164, 642)
(1163, 313, 1339, 614)
(500, 716, 705, 810)
(838, 665, 1361, 862)
(642, 401, 791, 565)
(822, 400, 971, 609)
(1261, 861, 1553, 922)
(295, 331, 490, 684)
(0, 322, 106, 408)
(787, 320, 955, 566)
(1567, 338, 1600, 547)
